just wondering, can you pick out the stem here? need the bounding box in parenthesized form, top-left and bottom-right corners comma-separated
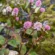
(17, 41, 23, 55)
(25, 48, 32, 55)
(10, 17, 14, 28)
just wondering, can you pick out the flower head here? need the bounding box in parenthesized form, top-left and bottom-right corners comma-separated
(36, 0, 42, 7)
(12, 8, 19, 16)
(40, 7, 45, 12)
(24, 21, 32, 29)
(44, 25, 50, 30)
(33, 22, 42, 31)
(6, 6, 12, 12)
(29, 0, 34, 3)
(15, 17, 19, 21)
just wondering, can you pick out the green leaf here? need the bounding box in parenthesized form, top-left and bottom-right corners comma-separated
(0, 17, 7, 22)
(15, 29, 20, 33)
(7, 19, 11, 27)
(21, 44, 27, 55)
(15, 35, 21, 45)
(0, 35, 5, 45)
(4, 49, 9, 55)
(26, 29, 33, 35)
(8, 39, 18, 47)
(29, 51, 38, 55)
(25, 2, 29, 8)
(9, 31, 21, 45)
(30, 14, 34, 21)
(0, 26, 4, 32)
(0, 49, 5, 55)
(32, 31, 38, 38)
(0, 48, 9, 55)
(8, 33, 21, 47)
(27, 8, 30, 13)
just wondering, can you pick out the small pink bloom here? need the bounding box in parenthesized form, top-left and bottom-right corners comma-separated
(15, 17, 19, 21)
(29, 0, 34, 3)
(36, 0, 42, 7)
(40, 7, 45, 12)
(24, 21, 32, 29)
(44, 25, 50, 30)
(33, 22, 42, 31)
(12, 8, 19, 16)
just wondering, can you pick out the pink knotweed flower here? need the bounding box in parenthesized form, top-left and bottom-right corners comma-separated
(6, 6, 12, 12)
(44, 25, 50, 30)
(12, 8, 19, 16)
(33, 22, 42, 31)
(36, 0, 42, 7)
(24, 21, 32, 29)
(15, 17, 19, 21)
(40, 7, 45, 12)
(29, 0, 34, 3)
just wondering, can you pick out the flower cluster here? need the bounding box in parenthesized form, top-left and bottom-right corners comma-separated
(6, 6, 12, 13)
(33, 22, 42, 31)
(2, 6, 19, 21)
(40, 7, 45, 12)
(2, 6, 12, 15)
(24, 21, 50, 31)
(36, 0, 42, 7)
(1, 0, 49, 31)
(12, 8, 19, 16)
(44, 25, 50, 30)
(29, 0, 45, 12)
(23, 21, 32, 29)
(2, 6, 19, 16)
(15, 17, 19, 21)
